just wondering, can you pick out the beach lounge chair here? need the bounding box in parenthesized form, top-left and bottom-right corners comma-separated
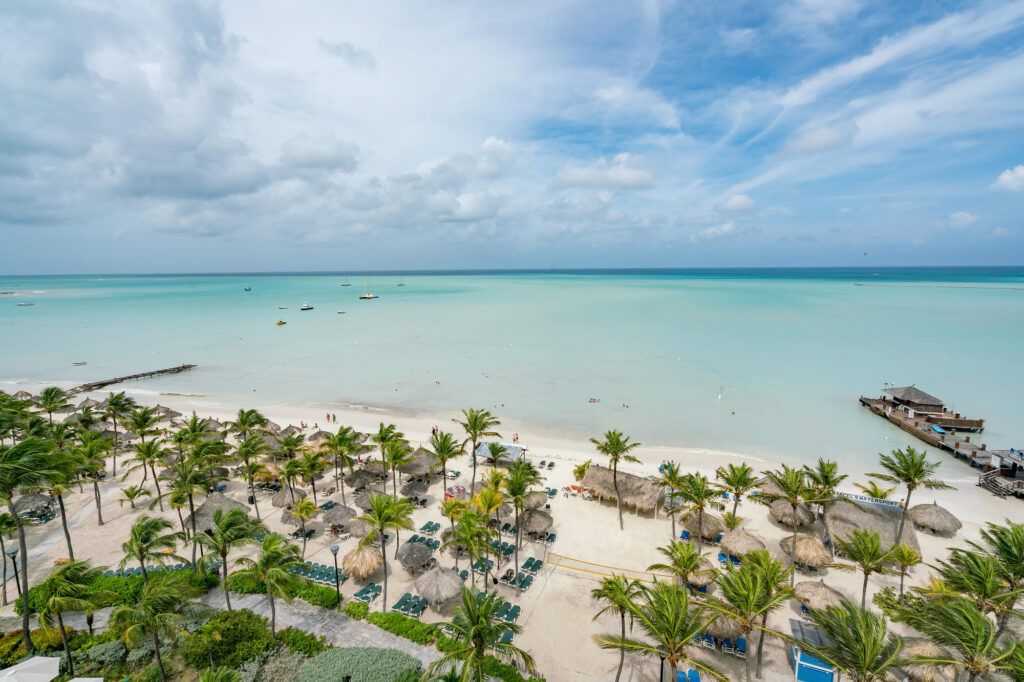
(547, 461, 555, 469)
(712, 533, 723, 545)
(500, 523, 511, 535)
(496, 602, 510, 620)
(499, 629, 514, 645)
(801, 604, 813, 622)
(688, 670, 702, 682)
(530, 559, 543, 573)
(691, 633, 703, 647)
(729, 554, 741, 566)
(697, 585, 708, 594)
(506, 605, 521, 622)
(718, 552, 727, 567)
(735, 638, 747, 659)
(392, 593, 411, 613)
(547, 488, 556, 497)
(519, 575, 533, 592)
(680, 530, 691, 541)
(460, 569, 469, 581)
(702, 633, 716, 649)
(722, 638, 735, 655)
(522, 557, 535, 573)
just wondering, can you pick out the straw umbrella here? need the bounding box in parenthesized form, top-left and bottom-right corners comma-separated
(346, 470, 379, 489)
(280, 507, 320, 527)
(683, 513, 725, 540)
(348, 519, 372, 538)
(769, 499, 815, 527)
(363, 460, 389, 476)
(687, 559, 716, 588)
(398, 448, 433, 477)
(523, 510, 553, 535)
(794, 580, 844, 610)
(343, 545, 383, 579)
(908, 503, 962, 534)
(322, 505, 356, 526)
(708, 616, 742, 640)
(901, 639, 957, 682)
(184, 492, 250, 530)
(416, 566, 463, 605)
(720, 528, 766, 557)
(280, 425, 300, 436)
(271, 487, 307, 508)
(400, 481, 429, 498)
(524, 491, 548, 510)
(13, 494, 51, 514)
(780, 535, 830, 568)
(353, 492, 374, 512)
(397, 542, 433, 570)
(12, 391, 33, 400)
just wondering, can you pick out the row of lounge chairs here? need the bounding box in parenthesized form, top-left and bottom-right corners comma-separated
(693, 632, 747, 658)
(499, 523, 518, 537)
(450, 566, 470, 581)
(406, 535, 440, 551)
(536, 461, 556, 469)
(521, 557, 544, 574)
(679, 530, 723, 545)
(288, 560, 347, 585)
(490, 540, 515, 558)
(446, 470, 462, 479)
(418, 521, 441, 535)
(290, 528, 317, 541)
(254, 482, 282, 492)
(536, 532, 557, 545)
(718, 553, 742, 568)
(353, 583, 383, 603)
(678, 671, 702, 682)
(318, 500, 339, 511)
(498, 570, 534, 592)
(494, 601, 521, 623)
(391, 592, 428, 618)
(472, 559, 494, 575)
(103, 562, 219, 578)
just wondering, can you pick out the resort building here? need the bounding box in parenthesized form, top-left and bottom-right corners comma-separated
(474, 441, 527, 466)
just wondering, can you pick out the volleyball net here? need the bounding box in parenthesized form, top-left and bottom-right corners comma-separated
(545, 551, 673, 584)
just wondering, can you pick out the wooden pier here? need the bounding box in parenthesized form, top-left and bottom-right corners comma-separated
(68, 364, 197, 395)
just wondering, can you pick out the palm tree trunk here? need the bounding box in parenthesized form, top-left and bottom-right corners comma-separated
(732, 495, 739, 520)
(789, 505, 799, 587)
(249, 477, 261, 520)
(56, 494, 74, 560)
(112, 422, 119, 476)
(613, 462, 623, 530)
(311, 477, 318, 505)
(58, 612, 74, 675)
(9, 507, 32, 654)
(615, 610, 625, 682)
(141, 560, 149, 584)
(380, 527, 389, 613)
(513, 508, 520, 577)
(269, 592, 277, 636)
(755, 612, 769, 678)
(470, 438, 478, 495)
(697, 507, 705, 554)
(743, 627, 752, 682)
(0, 534, 7, 606)
(861, 571, 869, 609)
(222, 555, 232, 610)
(898, 569, 906, 602)
(152, 631, 167, 682)
(176, 506, 187, 536)
(188, 493, 199, 571)
(93, 480, 104, 525)
(670, 508, 676, 541)
(896, 488, 913, 544)
(339, 470, 348, 507)
(151, 463, 164, 511)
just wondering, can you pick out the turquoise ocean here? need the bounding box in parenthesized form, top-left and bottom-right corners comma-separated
(2, 268, 1022, 476)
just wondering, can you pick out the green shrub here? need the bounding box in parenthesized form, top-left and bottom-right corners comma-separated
(481, 656, 546, 682)
(0, 628, 69, 667)
(260, 645, 309, 682)
(275, 627, 330, 657)
(343, 601, 368, 620)
(84, 640, 128, 666)
(299, 647, 421, 682)
(182, 609, 274, 669)
(365, 612, 436, 645)
(295, 583, 340, 609)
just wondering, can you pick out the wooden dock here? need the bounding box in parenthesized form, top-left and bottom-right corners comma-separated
(68, 364, 197, 395)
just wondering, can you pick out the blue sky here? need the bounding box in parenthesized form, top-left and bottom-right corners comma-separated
(1, 0, 1023, 273)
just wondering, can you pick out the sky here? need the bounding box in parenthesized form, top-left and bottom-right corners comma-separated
(1, 0, 1023, 274)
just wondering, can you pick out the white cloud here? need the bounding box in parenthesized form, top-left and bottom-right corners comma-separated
(786, 121, 859, 154)
(557, 153, 654, 189)
(317, 40, 376, 70)
(593, 82, 680, 130)
(721, 194, 756, 212)
(720, 28, 757, 54)
(692, 222, 736, 242)
(278, 133, 359, 176)
(991, 165, 1024, 191)
(948, 211, 977, 229)
(992, 226, 1013, 237)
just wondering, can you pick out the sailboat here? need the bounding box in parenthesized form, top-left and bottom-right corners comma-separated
(341, 275, 351, 287)
(397, 276, 405, 287)
(359, 275, 378, 300)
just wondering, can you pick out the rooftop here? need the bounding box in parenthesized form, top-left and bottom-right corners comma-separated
(884, 385, 943, 405)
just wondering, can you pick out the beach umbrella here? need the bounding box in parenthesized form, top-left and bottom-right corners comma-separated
(830, 497, 919, 552)
(720, 528, 766, 557)
(343, 545, 383, 579)
(12, 391, 33, 400)
(497, 503, 515, 518)
(363, 460, 388, 476)
(523, 509, 553, 534)
(353, 492, 374, 511)
(416, 566, 463, 604)
(280, 507, 320, 527)
(209, 467, 230, 480)
(524, 491, 548, 510)
(348, 519, 372, 538)
(908, 503, 962, 534)
(271, 487, 307, 508)
(322, 505, 356, 525)
(307, 430, 331, 446)
(346, 470, 379, 489)
(794, 580, 844, 611)
(162, 409, 182, 420)
(254, 467, 279, 483)
(264, 420, 282, 433)
(397, 542, 433, 569)
(280, 425, 300, 437)
(78, 398, 100, 409)
(398, 448, 433, 477)
(401, 480, 429, 498)
(902, 639, 957, 682)
(757, 478, 784, 498)
(683, 513, 725, 540)
(780, 535, 830, 568)
(686, 558, 717, 587)
(184, 492, 250, 530)
(207, 419, 223, 430)
(707, 616, 743, 640)
(13, 494, 50, 514)
(769, 500, 816, 527)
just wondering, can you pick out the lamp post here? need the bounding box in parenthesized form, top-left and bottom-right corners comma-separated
(6, 548, 21, 599)
(330, 545, 341, 611)
(658, 647, 666, 682)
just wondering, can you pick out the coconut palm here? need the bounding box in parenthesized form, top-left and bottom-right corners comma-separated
(38, 451, 80, 560)
(195, 508, 261, 610)
(383, 439, 414, 496)
(0, 437, 58, 654)
(453, 409, 501, 496)
(595, 580, 725, 681)
(801, 601, 904, 682)
(125, 406, 161, 445)
(803, 459, 846, 558)
(357, 493, 414, 612)
(236, 460, 269, 520)
(869, 447, 952, 544)
(120, 515, 185, 583)
(232, 435, 267, 516)
(425, 588, 536, 682)
(504, 460, 544, 575)
(35, 560, 114, 676)
(103, 391, 137, 476)
(298, 449, 327, 504)
(429, 430, 464, 484)
(592, 575, 642, 682)
(109, 572, 208, 682)
(291, 497, 319, 559)
(470, 486, 505, 579)
(589, 429, 641, 531)
(224, 408, 267, 439)
(442, 509, 490, 589)
(657, 462, 686, 540)
(370, 422, 402, 492)
(853, 481, 895, 499)
(648, 540, 712, 595)
(831, 530, 896, 608)
(708, 562, 793, 682)
(440, 498, 468, 569)
(574, 459, 592, 483)
(0, 512, 15, 606)
(889, 543, 921, 603)
(281, 458, 304, 505)
(123, 438, 168, 497)
(480, 467, 506, 494)
(930, 549, 1021, 620)
(323, 426, 363, 506)
(757, 465, 826, 586)
(969, 519, 1024, 637)
(714, 463, 758, 520)
(677, 472, 725, 554)
(232, 534, 305, 635)
(178, 415, 219, 447)
(742, 549, 794, 678)
(73, 431, 113, 526)
(165, 456, 214, 570)
(37, 386, 70, 425)
(486, 442, 506, 470)
(120, 484, 152, 509)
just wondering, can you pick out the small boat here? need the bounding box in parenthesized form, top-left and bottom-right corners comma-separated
(278, 306, 288, 309)
(300, 303, 314, 311)
(16, 302, 33, 306)
(341, 276, 352, 287)
(359, 275, 378, 300)
(72, 362, 87, 366)
(277, 321, 287, 326)
(397, 277, 405, 287)
(337, 311, 346, 314)
(244, 287, 251, 291)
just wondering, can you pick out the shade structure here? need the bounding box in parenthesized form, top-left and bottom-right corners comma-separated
(363, 460, 389, 476)
(280, 507, 319, 527)
(902, 638, 956, 682)
(497, 503, 515, 518)
(415, 566, 463, 604)
(12, 391, 33, 400)
(322, 505, 356, 525)
(398, 448, 434, 477)
(353, 492, 374, 511)
(524, 491, 548, 510)
(757, 478, 784, 498)
(707, 616, 743, 640)
(397, 541, 433, 569)
(264, 421, 282, 433)
(307, 430, 331, 446)
(523, 509, 553, 534)
(280, 425, 300, 436)
(209, 467, 230, 480)
(0, 655, 60, 682)
(829, 498, 918, 551)
(348, 519, 372, 538)
(909, 503, 962, 534)
(687, 558, 716, 587)
(720, 528, 766, 557)
(13, 494, 51, 514)
(769, 500, 815, 527)
(780, 535, 830, 568)
(346, 469, 379, 489)
(683, 513, 725, 540)
(271, 486, 307, 508)
(400, 480, 429, 498)
(184, 492, 250, 530)
(343, 545, 383, 579)
(794, 580, 844, 610)
(579, 464, 661, 513)
(78, 398, 101, 409)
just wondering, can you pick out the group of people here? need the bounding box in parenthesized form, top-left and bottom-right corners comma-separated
(323, 412, 338, 423)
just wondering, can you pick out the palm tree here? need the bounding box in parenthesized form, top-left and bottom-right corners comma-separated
(37, 386, 70, 425)
(429, 430, 463, 484)
(232, 534, 306, 635)
(109, 572, 208, 682)
(591, 575, 642, 682)
(930, 549, 1020, 619)
(714, 463, 758, 520)
(120, 515, 185, 583)
(831, 530, 896, 609)
(237, 460, 269, 520)
(440, 498, 468, 569)
(425, 588, 536, 682)
(504, 460, 543, 575)
(200, 668, 241, 682)
(657, 462, 686, 540)
(35, 560, 114, 676)
(853, 481, 895, 499)
(708, 562, 792, 682)
(120, 484, 152, 509)
(889, 543, 921, 603)
(178, 416, 218, 447)
(103, 391, 137, 476)
(574, 459, 592, 483)
(39, 451, 79, 560)
(232, 435, 267, 516)
(589, 429, 641, 531)
(757, 465, 825, 586)
(801, 601, 904, 682)
(166, 456, 214, 570)
(298, 450, 327, 504)
(970, 519, 1024, 638)
(195, 508, 260, 610)
(73, 431, 113, 526)
(281, 459, 304, 505)
(0, 512, 15, 606)
(370, 422, 402, 492)
(383, 439, 414, 496)
(357, 493, 414, 612)
(0, 437, 58, 654)
(322, 427, 362, 506)
(124, 406, 161, 446)
(869, 446, 952, 544)
(124, 439, 168, 509)
(595, 580, 724, 681)
(291, 498, 319, 559)
(803, 459, 846, 558)
(224, 408, 267, 439)
(480, 467, 506, 493)
(742, 549, 794, 678)
(453, 409, 501, 496)
(648, 540, 711, 595)
(677, 473, 725, 554)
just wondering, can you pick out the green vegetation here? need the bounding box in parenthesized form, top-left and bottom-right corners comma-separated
(298, 647, 421, 682)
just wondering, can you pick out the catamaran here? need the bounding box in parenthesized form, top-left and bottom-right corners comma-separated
(359, 275, 378, 300)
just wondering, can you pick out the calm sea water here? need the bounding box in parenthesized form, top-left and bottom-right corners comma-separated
(2, 268, 1022, 475)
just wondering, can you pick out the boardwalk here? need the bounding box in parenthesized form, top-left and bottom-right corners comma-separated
(68, 364, 197, 395)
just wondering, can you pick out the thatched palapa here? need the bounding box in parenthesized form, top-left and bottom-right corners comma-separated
(769, 500, 815, 527)
(901, 639, 957, 682)
(707, 617, 742, 640)
(322, 505, 356, 525)
(343, 545, 382, 579)
(271, 486, 307, 508)
(184, 492, 250, 530)
(683, 513, 725, 540)
(794, 580, 844, 610)
(416, 566, 463, 604)
(523, 510, 553, 534)
(363, 460, 389, 476)
(524, 491, 548, 510)
(346, 469, 379, 489)
(720, 528, 766, 557)
(13, 494, 50, 514)
(829, 498, 918, 551)
(687, 559, 716, 587)
(397, 542, 433, 569)
(398, 448, 434, 477)
(580, 465, 661, 513)
(401, 480, 429, 498)
(909, 503, 961, 534)
(780, 535, 830, 568)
